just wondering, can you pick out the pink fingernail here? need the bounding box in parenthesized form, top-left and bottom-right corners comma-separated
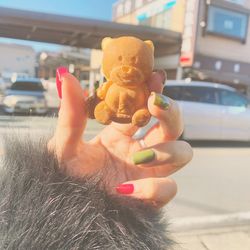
(56, 67, 68, 99)
(116, 184, 134, 195)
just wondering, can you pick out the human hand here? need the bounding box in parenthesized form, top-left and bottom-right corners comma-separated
(48, 69, 193, 208)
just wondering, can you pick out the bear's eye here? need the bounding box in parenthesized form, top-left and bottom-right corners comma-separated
(131, 56, 137, 64)
(118, 56, 123, 61)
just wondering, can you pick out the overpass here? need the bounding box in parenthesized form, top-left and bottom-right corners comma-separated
(0, 7, 181, 56)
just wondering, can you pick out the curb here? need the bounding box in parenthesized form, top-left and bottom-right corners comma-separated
(170, 211, 250, 232)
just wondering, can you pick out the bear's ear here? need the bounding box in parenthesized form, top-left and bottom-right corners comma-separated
(101, 37, 112, 50)
(144, 40, 154, 52)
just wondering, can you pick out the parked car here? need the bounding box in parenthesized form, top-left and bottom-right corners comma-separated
(134, 81, 250, 142)
(2, 78, 48, 115)
(166, 81, 250, 141)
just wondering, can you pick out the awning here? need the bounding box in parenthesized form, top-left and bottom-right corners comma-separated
(0, 7, 181, 56)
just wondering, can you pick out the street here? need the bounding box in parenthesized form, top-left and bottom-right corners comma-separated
(169, 144, 250, 218)
(0, 115, 249, 220)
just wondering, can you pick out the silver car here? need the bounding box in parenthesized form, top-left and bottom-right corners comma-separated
(3, 78, 48, 115)
(134, 81, 250, 142)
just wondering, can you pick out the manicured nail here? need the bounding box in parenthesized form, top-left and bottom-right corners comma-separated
(152, 92, 170, 110)
(116, 184, 134, 195)
(133, 149, 155, 165)
(56, 67, 68, 99)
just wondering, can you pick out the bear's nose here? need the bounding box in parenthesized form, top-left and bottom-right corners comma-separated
(122, 66, 131, 73)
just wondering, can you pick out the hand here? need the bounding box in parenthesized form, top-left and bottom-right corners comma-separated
(48, 71, 193, 208)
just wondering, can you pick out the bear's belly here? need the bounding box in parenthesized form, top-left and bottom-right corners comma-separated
(105, 85, 147, 115)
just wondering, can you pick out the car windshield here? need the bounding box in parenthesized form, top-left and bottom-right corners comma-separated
(10, 81, 45, 92)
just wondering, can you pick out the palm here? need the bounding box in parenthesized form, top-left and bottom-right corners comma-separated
(79, 121, 170, 188)
(71, 124, 141, 188)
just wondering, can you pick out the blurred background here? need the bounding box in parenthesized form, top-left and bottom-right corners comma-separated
(0, 0, 249, 224)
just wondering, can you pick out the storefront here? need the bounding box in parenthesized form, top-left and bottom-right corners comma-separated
(113, 0, 250, 94)
(180, 0, 250, 95)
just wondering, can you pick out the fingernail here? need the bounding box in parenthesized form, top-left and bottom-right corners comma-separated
(155, 69, 167, 83)
(56, 67, 68, 99)
(152, 92, 170, 110)
(116, 184, 134, 195)
(133, 149, 155, 165)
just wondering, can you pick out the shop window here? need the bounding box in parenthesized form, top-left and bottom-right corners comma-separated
(206, 5, 248, 42)
(117, 3, 124, 17)
(124, 0, 132, 14)
(154, 11, 172, 29)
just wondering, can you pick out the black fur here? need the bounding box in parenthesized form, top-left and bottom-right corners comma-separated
(0, 134, 174, 250)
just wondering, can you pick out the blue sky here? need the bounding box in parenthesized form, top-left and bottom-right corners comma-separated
(0, 0, 117, 51)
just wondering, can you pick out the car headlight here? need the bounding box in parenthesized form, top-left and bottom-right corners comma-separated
(3, 96, 17, 107)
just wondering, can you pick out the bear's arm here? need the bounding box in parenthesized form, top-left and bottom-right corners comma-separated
(96, 81, 113, 100)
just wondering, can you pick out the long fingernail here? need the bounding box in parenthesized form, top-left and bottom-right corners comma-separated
(116, 184, 134, 194)
(56, 67, 68, 99)
(133, 149, 155, 165)
(152, 92, 170, 110)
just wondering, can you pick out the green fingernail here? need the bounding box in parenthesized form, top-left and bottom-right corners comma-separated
(133, 149, 155, 165)
(153, 93, 170, 110)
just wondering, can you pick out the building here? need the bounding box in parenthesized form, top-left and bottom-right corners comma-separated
(0, 43, 36, 77)
(113, 0, 185, 32)
(38, 47, 90, 81)
(113, 0, 250, 95)
(181, 0, 250, 95)
(113, 0, 185, 79)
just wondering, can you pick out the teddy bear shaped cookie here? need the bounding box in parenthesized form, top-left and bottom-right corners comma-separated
(94, 36, 154, 127)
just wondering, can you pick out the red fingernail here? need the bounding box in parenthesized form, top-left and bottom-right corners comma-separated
(116, 184, 134, 195)
(56, 67, 68, 99)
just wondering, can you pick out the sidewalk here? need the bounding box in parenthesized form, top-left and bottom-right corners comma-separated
(170, 212, 250, 250)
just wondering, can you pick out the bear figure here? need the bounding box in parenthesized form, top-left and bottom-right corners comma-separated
(94, 36, 154, 127)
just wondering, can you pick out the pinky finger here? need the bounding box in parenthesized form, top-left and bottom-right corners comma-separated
(116, 177, 177, 208)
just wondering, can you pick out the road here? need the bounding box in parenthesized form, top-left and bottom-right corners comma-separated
(0, 115, 249, 219)
(169, 144, 250, 218)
